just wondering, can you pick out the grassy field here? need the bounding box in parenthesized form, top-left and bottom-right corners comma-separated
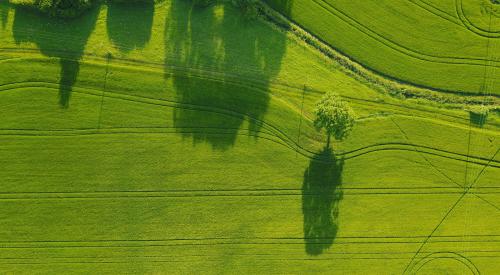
(0, 0, 499, 274)
(265, 0, 500, 95)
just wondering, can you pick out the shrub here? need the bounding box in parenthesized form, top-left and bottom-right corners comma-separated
(10, 0, 97, 18)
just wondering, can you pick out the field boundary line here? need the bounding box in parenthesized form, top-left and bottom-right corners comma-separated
(402, 148, 500, 274)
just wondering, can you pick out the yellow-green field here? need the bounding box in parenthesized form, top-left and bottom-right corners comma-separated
(265, 0, 500, 95)
(0, 0, 499, 274)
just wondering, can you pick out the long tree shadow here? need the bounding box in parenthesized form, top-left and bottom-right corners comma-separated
(0, 2, 9, 29)
(165, 0, 287, 150)
(266, 0, 294, 16)
(106, 0, 154, 52)
(12, 5, 99, 108)
(302, 147, 344, 255)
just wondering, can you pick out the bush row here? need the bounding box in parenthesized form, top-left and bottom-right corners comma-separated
(9, 0, 154, 18)
(256, 1, 499, 110)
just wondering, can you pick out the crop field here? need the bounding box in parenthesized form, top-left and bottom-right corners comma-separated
(265, 0, 500, 95)
(0, 0, 499, 274)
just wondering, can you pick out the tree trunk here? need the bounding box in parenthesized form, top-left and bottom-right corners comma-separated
(326, 134, 331, 149)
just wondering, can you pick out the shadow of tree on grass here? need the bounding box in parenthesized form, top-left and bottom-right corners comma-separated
(302, 146, 344, 255)
(469, 110, 488, 128)
(12, 5, 99, 108)
(106, 0, 154, 52)
(265, 0, 294, 16)
(165, 0, 287, 150)
(0, 2, 9, 29)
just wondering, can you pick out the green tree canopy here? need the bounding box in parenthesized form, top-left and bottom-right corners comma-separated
(10, 0, 96, 17)
(314, 92, 355, 145)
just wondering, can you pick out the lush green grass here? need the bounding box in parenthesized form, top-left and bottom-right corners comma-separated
(265, 0, 500, 95)
(0, 0, 499, 273)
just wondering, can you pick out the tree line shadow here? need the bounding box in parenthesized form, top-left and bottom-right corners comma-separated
(0, 2, 9, 29)
(9, 0, 292, 149)
(10, 0, 154, 108)
(302, 146, 344, 255)
(164, 0, 287, 150)
(266, 0, 294, 16)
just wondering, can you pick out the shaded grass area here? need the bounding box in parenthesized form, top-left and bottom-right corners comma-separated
(106, 0, 154, 52)
(165, 1, 286, 149)
(12, 4, 99, 107)
(302, 147, 344, 255)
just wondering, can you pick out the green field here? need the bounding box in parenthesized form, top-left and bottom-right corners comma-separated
(0, 0, 499, 274)
(265, 0, 500, 95)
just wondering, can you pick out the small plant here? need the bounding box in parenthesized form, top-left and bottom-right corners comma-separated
(314, 92, 356, 147)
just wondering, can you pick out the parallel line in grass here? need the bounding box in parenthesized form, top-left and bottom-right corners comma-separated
(0, 253, 499, 262)
(0, 77, 475, 126)
(402, 148, 500, 274)
(1, 192, 499, 200)
(407, 0, 462, 27)
(2, 252, 496, 259)
(312, 0, 500, 67)
(1, 241, 500, 249)
(4, 234, 500, 241)
(0, 84, 476, 150)
(409, 0, 500, 38)
(455, 0, 500, 37)
(1, 256, 500, 266)
(0, 191, 497, 198)
(0, 47, 291, 95)
(2, 186, 500, 194)
(2, 48, 499, 110)
(0, 52, 495, 126)
(1, 126, 497, 168)
(1, 82, 497, 160)
(0, 124, 493, 162)
(0, 80, 315, 157)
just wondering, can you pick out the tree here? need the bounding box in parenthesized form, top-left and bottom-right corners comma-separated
(10, 0, 96, 18)
(314, 92, 355, 147)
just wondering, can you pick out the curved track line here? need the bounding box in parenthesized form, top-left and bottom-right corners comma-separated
(1, 126, 498, 169)
(0, 58, 482, 127)
(1, 81, 498, 164)
(312, 0, 500, 67)
(2, 79, 498, 140)
(410, 0, 500, 39)
(410, 252, 480, 274)
(456, 0, 500, 37)
(0, 52, 497, 128)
